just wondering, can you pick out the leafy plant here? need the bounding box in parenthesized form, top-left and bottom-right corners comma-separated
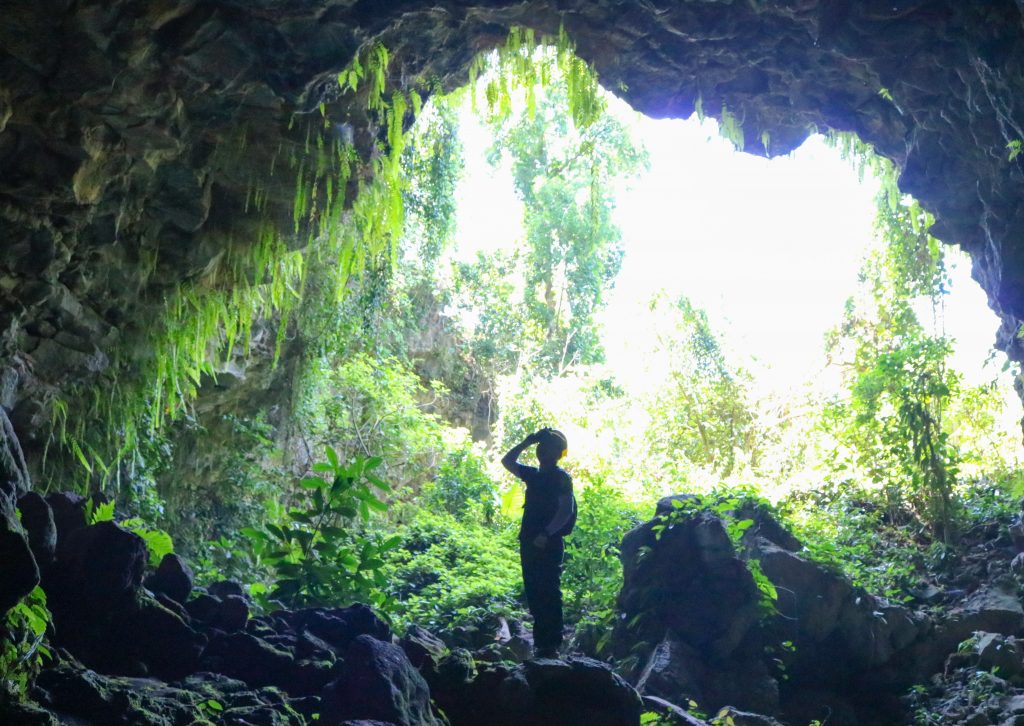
(242, 449, 401, 609)
(380, 509, 524, 635)
(1, 586, 52, 699)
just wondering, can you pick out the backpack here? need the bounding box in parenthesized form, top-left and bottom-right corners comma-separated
(554, 493, 578, 537)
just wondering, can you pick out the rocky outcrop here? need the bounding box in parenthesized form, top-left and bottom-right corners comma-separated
(3, 1, 1024, 467)
(613, 497, 1024, 725)
(428, 654, 643, 726)
(0, 492, 39, 612)
(10, 493, 647, 725)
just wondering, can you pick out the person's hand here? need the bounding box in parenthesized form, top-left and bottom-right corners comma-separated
(528, 427, 551, 444)
(524, 431, 542, 445)
(533, 533, 549, 549)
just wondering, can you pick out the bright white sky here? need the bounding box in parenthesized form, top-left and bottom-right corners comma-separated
(451, 95, 1011, 399)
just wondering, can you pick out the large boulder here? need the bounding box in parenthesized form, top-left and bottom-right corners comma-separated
(321, 634, 441, 726)
(144, 552, 194, 604)
(49, 521, 148, 611)
(287, 604, 392, 654)
(436, 656, 642, 726)
(617, 509, 762, 657)
(0, 492, 39, 612)
(612, 498, 1024, 723)
(44, 492, 87, 543)
(614, 505, 773, 713)
(17, 491, 56, 567)
(45, 521, 206, 678)
(31, 659, 307, 725)
(0, 406, 31, 500)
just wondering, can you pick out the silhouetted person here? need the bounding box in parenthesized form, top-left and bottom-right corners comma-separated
(502, 427, 576, 659)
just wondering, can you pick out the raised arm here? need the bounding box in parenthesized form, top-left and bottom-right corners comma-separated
(501, 432, 540, 474)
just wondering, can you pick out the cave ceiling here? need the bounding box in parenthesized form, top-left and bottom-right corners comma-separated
(2, 0, 1024, 448)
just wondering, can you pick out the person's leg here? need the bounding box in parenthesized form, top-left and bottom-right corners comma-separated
(530, 539, 564, 655)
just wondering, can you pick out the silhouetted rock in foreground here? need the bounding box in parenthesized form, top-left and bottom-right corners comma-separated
(0, 493, 39, 612)
(16, 490, 1024, 725)
(431, 655, 642, 726)
(322, 635, 441, 725)
(613, 497, 1024, 725)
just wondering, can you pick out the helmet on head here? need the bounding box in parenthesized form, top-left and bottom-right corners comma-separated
(536, 428, 568, 460)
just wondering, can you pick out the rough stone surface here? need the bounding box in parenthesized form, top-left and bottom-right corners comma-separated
(31, 661, 306, 726)
(433, 655, 643, 726)
(3, 1, 1024, 470)
(44, 491, 87, 543)
(0, 405, 31, 498)
(322, 634, 440, 726)
(614, 499, 1024, 724)
(0, 492, 39, 612)
(50, 521, 149, 610)
(17, 490, 56, 567)
(144, 552, 195, 604)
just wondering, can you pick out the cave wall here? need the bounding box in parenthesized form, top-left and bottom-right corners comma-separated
(3, 0, 1024, 461)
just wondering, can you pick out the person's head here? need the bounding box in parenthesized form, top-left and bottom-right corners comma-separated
(535, 428, 568, 467)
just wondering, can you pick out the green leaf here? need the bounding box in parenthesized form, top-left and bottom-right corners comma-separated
(240, 527, 265, 541)
(89, 500, 116, 524)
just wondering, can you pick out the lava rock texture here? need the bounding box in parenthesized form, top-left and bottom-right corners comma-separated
(2, 1, 1024, 468)
(612, 496, 1024, 725)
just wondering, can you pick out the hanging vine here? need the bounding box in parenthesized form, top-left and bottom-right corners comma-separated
(42, 25, 609, 498)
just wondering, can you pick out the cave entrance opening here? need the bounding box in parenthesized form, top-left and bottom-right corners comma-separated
(385, 65, 1022, 507)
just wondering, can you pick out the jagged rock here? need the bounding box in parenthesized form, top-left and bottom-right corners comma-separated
(44, 521, 206, 678)
(186, 589, 250, 632)
(754, 537, 928, 673)
(977, 633, 1024, 679)
(201, 630, 333, 696)
(736, 502, 802, 552)
(123, 594, 207, 680)
(0, 699, 57, 726)
(618, 509, 761, 657)
(613, 500, 1024, 723)
(0, 406, 31, 499)
(400, 624, 448, 677)
(0, 493, 39, 612)
(287, 604, 392, 653)
(614, 505, 776, 713)
(44, 492, 87, 543)
(17, 491, 56, 567)
(144, 552, 194, 604)
(426, 646, 476, 709)
(634, 633, 779, 717)
(441, 656, 642, 726)
(321, 634, 441, 726)
(50, 521, 148, 610)
(207, 579, 248, 601)
(31, 660, 306, 725)
(220, 593, 251, 631)
(959, 583, 1024, 634)
(185, 592, 222, 623)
